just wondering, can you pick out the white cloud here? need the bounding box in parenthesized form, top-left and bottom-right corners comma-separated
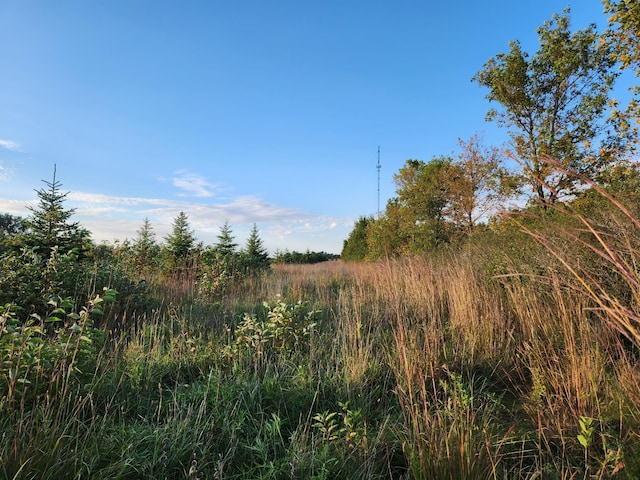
(67, 189, 310, 230)
(69, 191, 178, 207)
(0, 139, 20, 151)
(172, 171, 217, 197)
(0, 198, 33, 215)
(74, 206, 128, 216)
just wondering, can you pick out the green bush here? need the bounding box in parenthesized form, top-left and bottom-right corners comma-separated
(0, 289, 114, 409)
(233, 298, 318, 364)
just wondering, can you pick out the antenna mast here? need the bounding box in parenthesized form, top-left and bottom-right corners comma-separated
(376, 146, 381, 218)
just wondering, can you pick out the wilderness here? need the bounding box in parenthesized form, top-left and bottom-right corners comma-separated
(2, 4, 640, 480)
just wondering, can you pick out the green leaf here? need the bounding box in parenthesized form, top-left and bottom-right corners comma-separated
(45, 316, 63, 323)
(579, 416, 593, 431)
(577, 433, 589, 448)
(61, 298, 75, 309)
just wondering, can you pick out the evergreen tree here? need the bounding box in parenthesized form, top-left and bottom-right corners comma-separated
(1, 168, 90, 306)
(243, 223, 270, 270)
(164, 211, 195, 268)
(134, 217, 159, 270)
(214, 221, 238, 258)
(25, 166, 89, 258)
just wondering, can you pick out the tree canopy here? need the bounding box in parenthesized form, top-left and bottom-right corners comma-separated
(605, 0, 640, 144)
(474, 9, 619, 205)
(341, 216, 372, 261)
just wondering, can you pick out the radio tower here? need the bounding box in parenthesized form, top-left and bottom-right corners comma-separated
(376, 146, 381, 218)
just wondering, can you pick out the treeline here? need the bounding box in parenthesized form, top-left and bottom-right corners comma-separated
(273, 249, 340, 264)
(343, 8, 640, 260)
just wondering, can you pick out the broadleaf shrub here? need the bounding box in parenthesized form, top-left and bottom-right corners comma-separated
(232, 298, 318, 363)
(0, 289, 114, 408)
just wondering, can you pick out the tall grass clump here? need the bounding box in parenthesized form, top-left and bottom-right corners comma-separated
(501, 168, 640, 476)
(376, 257, 516, 479)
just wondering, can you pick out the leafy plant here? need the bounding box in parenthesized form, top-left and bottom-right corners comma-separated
(312, 401, 366, 450)
(577, 415, 595, 471)
(233, 298, 318, 363)
(313, 410, 340, 443)
(0, 288, 115, 407)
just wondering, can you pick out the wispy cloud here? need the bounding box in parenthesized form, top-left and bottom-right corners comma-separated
(0, 139, 20, 151)
(0, 198, 35, 215)
(67, 191, 305, 223)
(69, 192, 178, 207)
(172, 171, 217, 197)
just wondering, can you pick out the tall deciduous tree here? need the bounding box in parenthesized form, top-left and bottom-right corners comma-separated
(366, 199, 408, 259)
(605, 0, 640, 75)
(396, 157, 452, 247)
(604, 0, 640, 141)
(445, 134, 517, 234)
(341, 216, 372, 261)
(372, 157, 453, 255)
(395, 158, 450, 223)
(474, 9, 618, 205)
(0, 213, 26, 237)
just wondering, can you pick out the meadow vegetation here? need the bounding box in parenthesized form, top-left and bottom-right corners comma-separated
(2, 176, 640, 478)
(2, 3, 640, 478)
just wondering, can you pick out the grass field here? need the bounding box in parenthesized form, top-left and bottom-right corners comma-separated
(2, 207, 640, 479)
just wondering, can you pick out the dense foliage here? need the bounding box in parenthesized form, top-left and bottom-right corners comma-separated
(273, 249, 340, 264)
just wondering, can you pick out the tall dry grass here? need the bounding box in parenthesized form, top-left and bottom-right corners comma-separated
(216, 234, 640, 478)
(323, 199, 640, 478)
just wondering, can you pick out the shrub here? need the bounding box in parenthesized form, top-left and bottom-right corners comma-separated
(232, 298, 318, 364)
(0, 289, 114, 409)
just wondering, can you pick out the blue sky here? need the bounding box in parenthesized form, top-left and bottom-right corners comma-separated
(0, 1, 621, 254)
